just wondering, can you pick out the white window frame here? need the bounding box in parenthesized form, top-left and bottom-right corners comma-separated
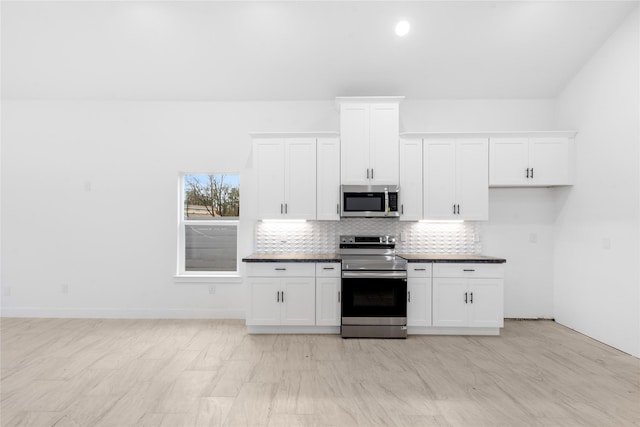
(175, 173, 241, 281)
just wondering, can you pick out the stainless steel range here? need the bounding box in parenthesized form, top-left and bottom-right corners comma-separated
(340, 235, 408, 338)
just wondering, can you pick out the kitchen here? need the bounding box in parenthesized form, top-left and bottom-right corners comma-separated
(1, 1, 639, 426)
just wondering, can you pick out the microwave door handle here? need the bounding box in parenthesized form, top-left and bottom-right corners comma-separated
(384, 189, 389, 213)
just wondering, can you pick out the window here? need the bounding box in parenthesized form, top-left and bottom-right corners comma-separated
(178, 174, 240, 276)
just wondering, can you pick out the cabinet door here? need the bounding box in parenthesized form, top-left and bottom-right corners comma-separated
(369, 104, 399, 184)
(281, 278, 316, 326)
(467, 279, 504, 328)
(255, 140, 286, 219)
(424, 139, 457, 219)
(316, 277, 341, 326)
(340, 104, 370, 184)
(316, 137, 341, 220)
(247, 278, 282, 326)
(456, 138, 488, 220)
(432, 278, 467, 327)
(399, 139, 423, 221)
(407, 277, 431, 327)
(284, 139, 316, 220)
(529, 137, 570, 186)
(489, 137, 529, 186)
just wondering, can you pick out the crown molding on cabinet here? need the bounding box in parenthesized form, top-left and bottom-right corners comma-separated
(249, 131, 339, 139)
(401, 130, 578, 139)
(335, 96, 405, 108)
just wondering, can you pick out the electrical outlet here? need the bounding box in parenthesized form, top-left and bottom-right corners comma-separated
(474, 233, 481, 243)
(61, 284, 69, 294)
(208, 285, 216, 295)
(3, 287, 11, 297)
(529, 232, 538, 244)
(400, 232, 407, 242)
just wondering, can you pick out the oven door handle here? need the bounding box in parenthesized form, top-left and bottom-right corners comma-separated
(341, 271, 407, 279)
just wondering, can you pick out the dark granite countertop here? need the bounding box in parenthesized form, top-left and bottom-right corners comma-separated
(242, 253, 505, 263)
(242, 253, 341, 263)
(398, 254, 506, 263)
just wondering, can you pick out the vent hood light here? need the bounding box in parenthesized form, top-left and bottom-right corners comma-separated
(395, 21, 410, 37)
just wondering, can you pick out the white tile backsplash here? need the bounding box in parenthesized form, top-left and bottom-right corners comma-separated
(255, 219, 481, 254)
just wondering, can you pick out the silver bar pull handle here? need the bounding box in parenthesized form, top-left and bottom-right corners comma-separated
(281, 291, 284, 303)
(408, 291, 411, 303)
(275, 267, 287, 271)
(342, 271, 407, 279)
(414, 268, 426, 271)
(464, 292, 468, 304)
(371, 168, 374, 179)
(281, 203, 283, 214)
(277, 292, 280, 302)
(323, 267, 335, 270)
(366, 169, 369, 179)
(285, 203, 288, 214)
(470, 292, 473, 304)
(526, 168, 530, 178)
(337, 204, 339, 214)
(530, 168, 534, 178)
(338, 291, 341, 303)
(463, 269, 475, 272)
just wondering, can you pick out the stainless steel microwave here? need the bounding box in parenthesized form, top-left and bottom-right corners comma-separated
(341, 185, 400, 218)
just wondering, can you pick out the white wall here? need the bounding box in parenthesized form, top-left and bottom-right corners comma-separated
(482, 188, 557, 319)
(1, 98, 558, 319)
(1, 100, 338, 318)
(553, 8, 640, 357)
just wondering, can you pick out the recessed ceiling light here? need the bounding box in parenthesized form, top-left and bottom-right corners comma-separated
(395, 21, 410, 37)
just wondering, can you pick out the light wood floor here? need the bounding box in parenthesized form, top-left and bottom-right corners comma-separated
(1, 319, 638, 427)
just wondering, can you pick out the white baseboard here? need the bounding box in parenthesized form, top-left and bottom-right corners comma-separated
(408, 326, 500, 336)
(0, 307, 246, 319)
(247, 325, 341, 334)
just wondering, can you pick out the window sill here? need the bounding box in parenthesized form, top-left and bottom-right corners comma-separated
(174, 275, 243, 284)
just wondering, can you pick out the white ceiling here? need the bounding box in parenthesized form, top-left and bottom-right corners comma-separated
(2, 1, 638, 101)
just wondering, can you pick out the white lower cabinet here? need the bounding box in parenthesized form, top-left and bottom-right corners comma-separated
(246, 263, 315, 326)
(407, 263, 432, 327)
(315, 263, 341, 326)
(432, 263, 504, 329)
(245, 261, 504, 335)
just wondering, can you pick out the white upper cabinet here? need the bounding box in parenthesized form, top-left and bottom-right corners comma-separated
(339, 97, 401, 185)
(254, 137, 317, 220)
(316, 137, 341, 220)
(254, 139, 286, 219)
(399, 139, 423, 221)
(490, 135, 573, 186)
(424, 138, 488, 221)
(456, 139, 490, 220)
(529, 137, 572, 186)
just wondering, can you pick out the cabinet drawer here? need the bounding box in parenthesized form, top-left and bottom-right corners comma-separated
(247, 263, 315, 277)
(433, 263, 503, 278)
(316, 263, 341, 278)
(407, 263, 432, 278)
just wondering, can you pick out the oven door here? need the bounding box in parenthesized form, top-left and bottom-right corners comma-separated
(341, 271, 407, 326)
